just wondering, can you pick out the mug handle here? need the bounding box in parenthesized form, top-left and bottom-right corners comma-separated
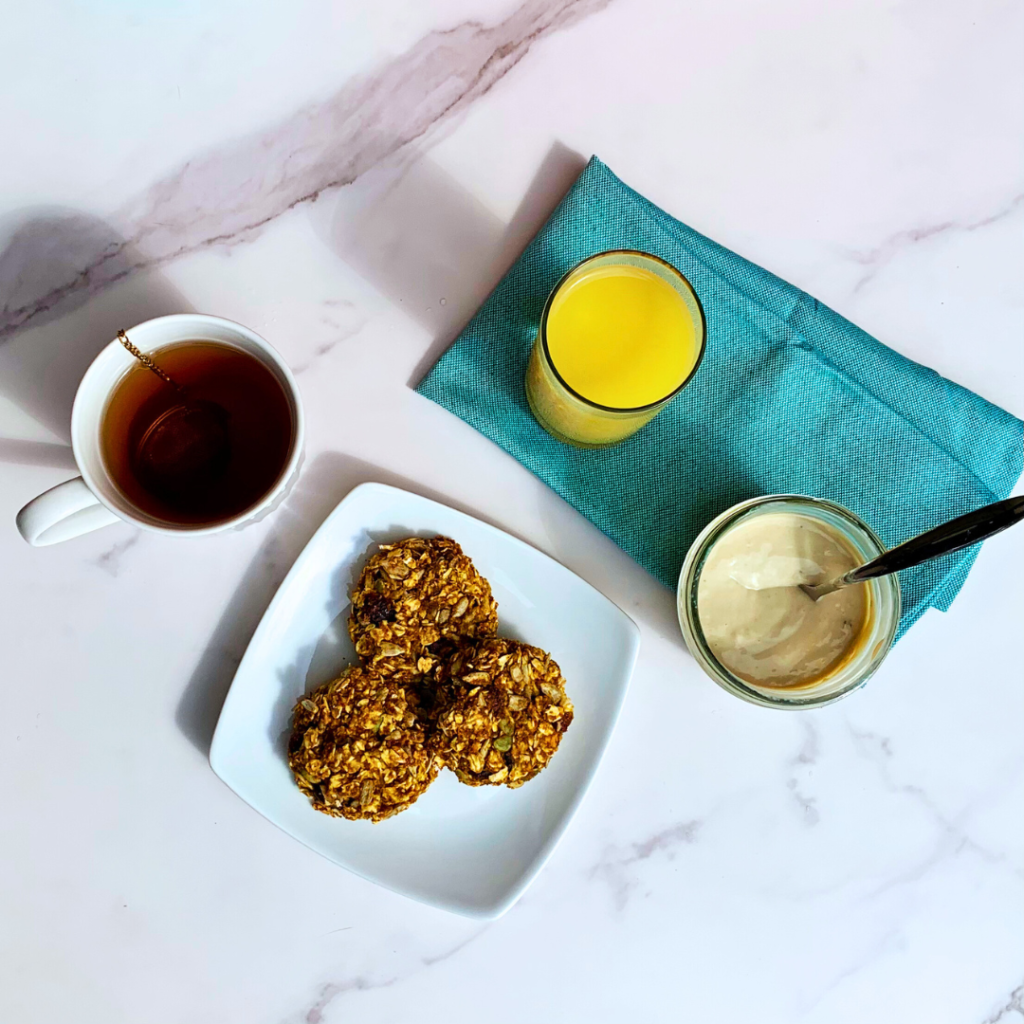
(16, 477, 121, 546)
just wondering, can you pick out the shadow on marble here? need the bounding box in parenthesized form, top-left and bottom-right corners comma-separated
(0, 207, 191, 444)
(0, 438, 78, 469)
(308, 141, 587, 386)
(173, 449, 537, 756)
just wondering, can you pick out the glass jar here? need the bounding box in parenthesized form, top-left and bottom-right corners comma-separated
(525, 250, 706, 448)
(677, 495, 901, 709)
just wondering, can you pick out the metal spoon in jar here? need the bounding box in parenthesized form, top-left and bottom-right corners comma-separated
(800, 494, 1024, 601)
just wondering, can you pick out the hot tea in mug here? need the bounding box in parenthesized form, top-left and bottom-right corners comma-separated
(101, 340, 294, 525)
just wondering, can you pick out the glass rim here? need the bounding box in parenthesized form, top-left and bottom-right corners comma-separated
(677, 494, 902, 710)
(538, 249, 708, 415)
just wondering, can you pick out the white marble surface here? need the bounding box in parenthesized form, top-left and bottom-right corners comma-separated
(1, 1, 1022, 1021)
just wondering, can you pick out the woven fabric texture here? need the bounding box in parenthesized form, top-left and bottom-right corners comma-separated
(417, 158, 1023, 638)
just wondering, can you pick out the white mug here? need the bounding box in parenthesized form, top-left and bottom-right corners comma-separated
(16, 314, 305, 546)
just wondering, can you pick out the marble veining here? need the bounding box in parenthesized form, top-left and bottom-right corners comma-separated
(786, 719, 822, 826)
(300, 974, 399, 1024)
(590, 819, 702, 911)
(800, 925, 906, 1016)
(0, 0, 613, 341)
(290, 301, 370, 375)
(1, 1, 1020, 1021)
(297, 930, 486, 1024)
(92, 531, 141, 577)
(981, 982, 1024, 1024)
(849, 191, 1024, 292)
(847, 723, 1014, 896)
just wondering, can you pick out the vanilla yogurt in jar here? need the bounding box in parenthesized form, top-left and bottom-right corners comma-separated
(677, 496, 901, 709)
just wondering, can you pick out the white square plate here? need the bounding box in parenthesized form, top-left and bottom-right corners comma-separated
(210, 482, 640, 918)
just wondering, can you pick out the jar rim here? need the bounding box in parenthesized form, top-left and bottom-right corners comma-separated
(677, 495, 902, 709)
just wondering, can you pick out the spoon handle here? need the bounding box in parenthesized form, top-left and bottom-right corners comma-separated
(845, 494, 1024, 585)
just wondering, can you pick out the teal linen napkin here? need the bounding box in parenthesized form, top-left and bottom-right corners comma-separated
(418, 158, 1023, 638)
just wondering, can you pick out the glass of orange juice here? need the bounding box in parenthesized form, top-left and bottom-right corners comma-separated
(525, 250, 706, 447)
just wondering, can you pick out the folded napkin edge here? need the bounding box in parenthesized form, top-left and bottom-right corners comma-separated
(590, 157, 1024, 498)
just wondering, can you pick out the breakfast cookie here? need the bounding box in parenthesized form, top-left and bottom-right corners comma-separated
(435, 638, 573, 788)
(349, 536, 498, 679)
(288, 666, 438, 822)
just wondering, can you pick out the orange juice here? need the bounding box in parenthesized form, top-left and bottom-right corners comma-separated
(525, 252, 704, 447)
(546, 264, 699, 408)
